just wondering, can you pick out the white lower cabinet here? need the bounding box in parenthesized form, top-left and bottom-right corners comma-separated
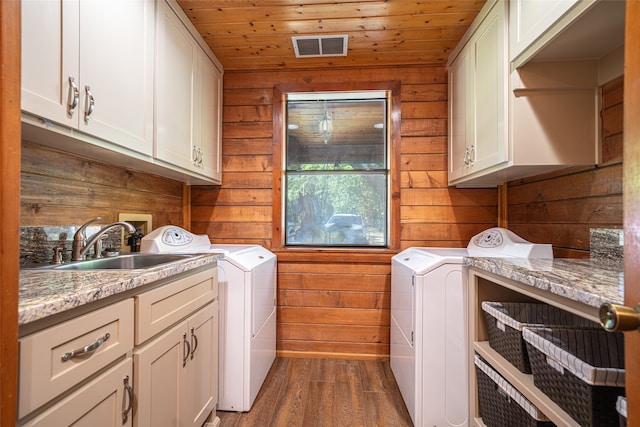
(133, 267, 219, 427)
(18, 266, 219, 427)
(18, 299, 134, 419)
(22, 358, 134, 427)
(186, 302, 219, 426)
(134, 302, 218, 427)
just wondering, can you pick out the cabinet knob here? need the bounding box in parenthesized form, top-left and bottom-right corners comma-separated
(599, 302, 640, 332)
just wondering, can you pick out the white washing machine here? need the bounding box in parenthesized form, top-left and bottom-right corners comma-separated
(141, 226, 277, 412)
(390, 228, 553, 427)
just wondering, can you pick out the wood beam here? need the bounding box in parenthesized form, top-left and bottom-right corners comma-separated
(0, 0, 21, 423)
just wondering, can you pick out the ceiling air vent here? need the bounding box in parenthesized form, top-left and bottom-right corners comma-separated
(292, 35, 348, 58)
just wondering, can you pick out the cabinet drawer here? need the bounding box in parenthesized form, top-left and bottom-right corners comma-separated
(20, 358, 133, 427)
(19, 298, 134, 419)
(135, 268, 217, 345)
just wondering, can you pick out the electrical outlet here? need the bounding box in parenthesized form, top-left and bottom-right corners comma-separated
(118, 213, 152, 253)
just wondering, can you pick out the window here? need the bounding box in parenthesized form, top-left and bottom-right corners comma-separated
(284, 91, 389, 247)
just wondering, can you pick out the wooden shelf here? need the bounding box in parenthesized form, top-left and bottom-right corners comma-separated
(474, 341, 580, 427)
(468, 267, 591, 427)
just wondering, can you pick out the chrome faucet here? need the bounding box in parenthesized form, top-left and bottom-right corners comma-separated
(71, 217, 136, 261)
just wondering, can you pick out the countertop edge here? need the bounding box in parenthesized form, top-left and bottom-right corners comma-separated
(464, 257, 624, 308)
(19, 254, 221, 327)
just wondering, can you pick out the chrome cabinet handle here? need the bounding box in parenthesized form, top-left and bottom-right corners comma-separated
(67, 76, 80, 118)
(190, 327, 198, 360)
(122, 375, 134, 423)
(468, 145, 475, 166)
(193, 146, 203, 168)
(182, 332, 191, 367)
(84, 85, 95, 124)
(61, 332, 110, 362)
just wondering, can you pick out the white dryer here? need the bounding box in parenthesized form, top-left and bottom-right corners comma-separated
(141, 226, 277, 412)
(390, 228, 552, 427)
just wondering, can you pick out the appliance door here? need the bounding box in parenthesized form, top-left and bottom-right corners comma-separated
(420, 264, 468, 427)
(248, 256, 277, 409)
(390, 253, 419, 424)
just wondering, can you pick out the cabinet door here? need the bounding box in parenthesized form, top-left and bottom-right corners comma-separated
(21, 0, 79, 126)
(470, 3, 507, 173)
(134, 320, 187, 427)
(448, 1, 506, 184)
(134, 303, 217, 427)
(448, 48, 473, 182)
(22, 358, 134, 427)
(155, 0, 197, 171)
(195, 52, 223, 182)
(184, 303, 218, 427)
(509, 0, 579, 62)
(78, 0, 154, 155)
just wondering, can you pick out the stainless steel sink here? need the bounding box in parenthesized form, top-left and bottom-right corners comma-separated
(26, 253, 195, 271)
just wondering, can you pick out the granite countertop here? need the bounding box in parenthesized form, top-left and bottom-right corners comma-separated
(19, 253, 221, 326)
(464, 257, 624, 308)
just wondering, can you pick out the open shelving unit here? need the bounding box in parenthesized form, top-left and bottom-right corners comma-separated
(468, 268, 601, 427)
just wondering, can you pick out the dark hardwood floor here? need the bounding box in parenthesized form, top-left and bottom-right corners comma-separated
(216, 357, 414, 427)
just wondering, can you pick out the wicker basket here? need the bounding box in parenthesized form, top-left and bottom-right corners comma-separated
(474, 355, 554, 427)
(617, 396, 627, 427)
(523, 327, 625, 427)
(482, 301, 598, 373)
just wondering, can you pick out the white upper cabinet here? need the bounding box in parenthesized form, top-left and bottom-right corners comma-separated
(195, 53, 223, 183)
(155, 0, 197, 171)
(447, 0, 618, 188)
(21, 0, 154, 156)
(155, 0, 223, 184)
(21, 0, 223, 185)
(78, 0, 154, 154)
(509, 0, 625, 81)
(509, 0, 579, 63)
(448, 0, 508, 185)
(448, 49, 472, 182)
(21, 0, 79, 127)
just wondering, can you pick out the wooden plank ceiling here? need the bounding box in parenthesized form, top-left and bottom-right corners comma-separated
(176, 0, 487, 71)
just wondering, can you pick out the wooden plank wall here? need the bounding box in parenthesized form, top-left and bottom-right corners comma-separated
(191, 65, 498, 359)
(20, 141, 187, 228)
(18, 72, 622, 360)
(16, 71, 623, 360)
(506, 77, 624, 258)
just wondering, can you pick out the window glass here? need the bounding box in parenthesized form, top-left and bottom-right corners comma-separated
(285, 93, 388, 247)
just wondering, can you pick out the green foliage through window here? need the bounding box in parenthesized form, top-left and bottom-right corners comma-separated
(285, 92, 388, 246)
